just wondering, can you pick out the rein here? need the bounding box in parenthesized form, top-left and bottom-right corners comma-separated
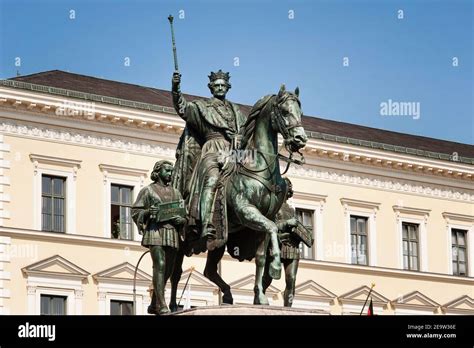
(240, 95, 305, 174)
(238, 94, 305, 191)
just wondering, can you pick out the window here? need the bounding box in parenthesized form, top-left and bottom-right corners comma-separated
(296, 209, 314, 259)
(40, 295, 67, 315)
(42, 175, 66, 233)
(402, 223, 419, 271)
(110, 300, 133, 315)
(350, 216, 368, 265)
(452, 229, 468, 276)
(111, 184, 133, 240)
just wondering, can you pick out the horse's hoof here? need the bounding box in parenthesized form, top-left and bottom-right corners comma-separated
(222, 293, 234, 305)
(253, 295, 269, 306)
(169, 304, 178, 313)
(148, 305, 170, 315)
(269, 263, 281, 280)
(157, 305, 171, 315)
(147, 305, 158, 315)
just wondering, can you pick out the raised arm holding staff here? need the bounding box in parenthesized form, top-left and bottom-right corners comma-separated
(168, 15, 246, 246)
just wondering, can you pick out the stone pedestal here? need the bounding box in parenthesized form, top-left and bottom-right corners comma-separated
(171, 304, 329, 315)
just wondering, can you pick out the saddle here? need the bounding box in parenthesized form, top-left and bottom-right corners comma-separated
(180, 159, 237, 257)
(207, 159, 234, 251)
(209, 159, 270, 262)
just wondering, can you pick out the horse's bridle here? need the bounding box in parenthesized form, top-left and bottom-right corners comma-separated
(239, 94, 306, 185)
(270, 94, 306, 174)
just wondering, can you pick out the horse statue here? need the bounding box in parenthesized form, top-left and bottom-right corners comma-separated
(169, 85, 307, 309)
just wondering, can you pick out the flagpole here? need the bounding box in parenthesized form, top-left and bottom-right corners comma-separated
(178, 266, 195, 308)
(360, 283, 375, 315)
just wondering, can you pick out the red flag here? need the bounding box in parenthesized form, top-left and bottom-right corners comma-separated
(367, 298, 374, 316)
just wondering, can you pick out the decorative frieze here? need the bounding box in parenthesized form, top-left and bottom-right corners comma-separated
(288, 166, 474, 203)
(0, 134, 10, 227)
(0, 121, 176, 159)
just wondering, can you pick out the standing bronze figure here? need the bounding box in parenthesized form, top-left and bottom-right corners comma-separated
(263, 178, 314, 307)
(132, 161, 186, 315)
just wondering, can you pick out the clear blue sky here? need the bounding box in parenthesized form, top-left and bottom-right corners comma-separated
(0, 0, 472, 144)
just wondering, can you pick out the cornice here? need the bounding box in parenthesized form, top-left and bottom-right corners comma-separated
(0, 86, 184, 135)
(98, 164, 148, 177)
(288, 166, 474, 203)
(292, 191, 327, 202)
(30, 154, 82, 168)
(297, 258, 474, 285)
(0, 121, 176, 159)
(1, 81, 473, 167)
(340, 198, 381, 210)
(302, 139, 473, 181)
(392, 205, 431, 216)
(1, 119, 472, 204)
(442, 212, 474, 224)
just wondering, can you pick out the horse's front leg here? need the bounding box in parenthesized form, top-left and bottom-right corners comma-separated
(204, 245, 233, 304)
(235, 203, 281, 305)
(254, 232, 270, 305)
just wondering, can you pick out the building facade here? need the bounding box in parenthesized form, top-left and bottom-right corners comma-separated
(0, 70, 473, 315)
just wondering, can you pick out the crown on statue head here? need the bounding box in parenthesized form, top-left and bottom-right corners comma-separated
(208, 69, 230, 83)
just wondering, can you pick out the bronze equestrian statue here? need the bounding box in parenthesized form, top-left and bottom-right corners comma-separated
(168, 69, 307, 309)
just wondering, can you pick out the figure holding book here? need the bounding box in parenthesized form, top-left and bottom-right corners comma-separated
(263, 178, 314, 307)
(132, 160, 186, 314)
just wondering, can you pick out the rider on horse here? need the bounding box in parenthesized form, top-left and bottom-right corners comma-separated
(172, 70, 247, 247)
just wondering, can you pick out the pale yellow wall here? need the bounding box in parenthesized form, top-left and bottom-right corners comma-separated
(290, 173, 473, 274)
(4, 134, 472, 272)
(5, 234, 210, 314)
(4, 134, 167, 237)
(1, 115, 473, 315)
(6, 233, 472, 314)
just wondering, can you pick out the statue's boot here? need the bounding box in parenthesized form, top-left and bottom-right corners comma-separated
(149, 266, 170, 315)
(200, 185, 218, 249)
(156, 270, 170, 315)
(147, 292, 158, 314)
(283, 288, 295, 307)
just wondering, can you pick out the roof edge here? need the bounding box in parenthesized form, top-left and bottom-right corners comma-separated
(1, 78, 473, 165)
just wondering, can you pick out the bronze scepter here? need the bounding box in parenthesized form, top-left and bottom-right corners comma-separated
(168, 15, 179, 72)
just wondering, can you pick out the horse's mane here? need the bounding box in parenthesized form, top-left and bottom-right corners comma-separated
(240, 94, 274, 150)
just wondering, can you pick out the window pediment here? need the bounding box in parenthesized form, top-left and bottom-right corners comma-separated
(93, 262, 151, 285)
(442, 295, 474, 314)
(294, 280, 336, 301)
(99, 164, 148, 178)
(390, 291, 439, 310)
(30, 154, 82, 169)
(393, 205, 430, 217)
(338, 285, 389, 305)
(340, 198, 380, 211)
(168, 268, 218, 293)
(442, 212, 474, 224)
(229, 274, 280, 296)
(22, 255, 89, 281)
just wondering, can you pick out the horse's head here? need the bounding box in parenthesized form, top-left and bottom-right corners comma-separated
(272, 84, 308, 153)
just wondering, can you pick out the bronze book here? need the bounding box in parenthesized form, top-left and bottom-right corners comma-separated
(154, 199, 186, 222)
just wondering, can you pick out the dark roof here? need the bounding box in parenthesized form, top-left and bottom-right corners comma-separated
(9, 70, 474, 159)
